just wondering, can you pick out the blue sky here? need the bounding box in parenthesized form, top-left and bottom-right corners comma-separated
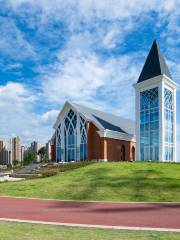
(0, 0, 179, 158)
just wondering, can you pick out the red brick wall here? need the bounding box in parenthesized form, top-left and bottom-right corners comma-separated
(105, 138, 136, 161)
(87, 122, 104, 160)
(87, 122, 136, 161)
(51, 138, 56, 161)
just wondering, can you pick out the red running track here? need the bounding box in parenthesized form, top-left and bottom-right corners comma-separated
(0, 197, 180, 230)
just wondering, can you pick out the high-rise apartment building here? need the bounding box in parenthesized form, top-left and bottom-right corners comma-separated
(10, 136, 21, 163)
(46, 141, 51, 160)
(0, 140, 11, 165)
(21, 146, 25, 162)
(30, 141, 40, 154)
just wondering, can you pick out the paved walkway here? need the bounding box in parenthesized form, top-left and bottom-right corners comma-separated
(0, 197, 180, 231)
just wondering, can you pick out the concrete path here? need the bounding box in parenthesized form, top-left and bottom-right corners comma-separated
(0, 197, 180, 231)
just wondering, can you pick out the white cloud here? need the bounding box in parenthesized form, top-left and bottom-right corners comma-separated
(41, 109, 59, 122)
(4, 63, 23, 71)
(42, 53, 106, 102)
(101, 23, 134, 49)
(41, 46, 140, 119)
(0, 16, 36, 60)
(0, 82, 36, 105)
(167, 61, 180, 85)
(6, 0, 179, 21)
(0, 82, 54, 145)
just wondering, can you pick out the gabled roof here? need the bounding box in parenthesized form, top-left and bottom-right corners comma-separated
(71, 102, 135, 135)
(93, 115, 127, 133)
(137, 40, 172, 83)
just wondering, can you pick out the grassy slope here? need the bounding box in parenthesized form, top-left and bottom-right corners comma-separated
(0, 222, 179, 240)
(0, 162, 180, 202)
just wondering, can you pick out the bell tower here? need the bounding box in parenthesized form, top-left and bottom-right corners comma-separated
(134, 40, 178, 161)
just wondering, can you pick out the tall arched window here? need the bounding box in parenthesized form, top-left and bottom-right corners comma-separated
(140, 87, 159, 161)
(121, 145, 125, 161)
(56, 124, 61, 162)
(80, 116, 87, 161)
(164, 88, 174, 161)
(64, 109, 77, 162)
(132, 146, 135, 161)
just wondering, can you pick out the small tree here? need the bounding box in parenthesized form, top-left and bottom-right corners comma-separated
(38, 147, 51, 163)
(23, 151, 37, 165)
(38, 147, 46, 160)
(13, 160, 19, 167)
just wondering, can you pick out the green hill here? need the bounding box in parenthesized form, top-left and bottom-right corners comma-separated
(0, 162, 180, 202)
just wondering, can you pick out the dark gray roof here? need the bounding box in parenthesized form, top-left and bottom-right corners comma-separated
(137, 40, 172, 83)
(93, 115, 127, 133)
(71, 102, 135, 135)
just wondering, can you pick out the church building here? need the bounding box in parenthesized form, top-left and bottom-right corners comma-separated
(53, 102, 136, 162)
(52, 40, 177, 162)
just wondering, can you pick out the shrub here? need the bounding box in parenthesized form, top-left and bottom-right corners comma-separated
(41, 169, 58, 178)
(13, 160, 20, 167)
(36, 161, 95, 178)
(57, 161, 94, 172)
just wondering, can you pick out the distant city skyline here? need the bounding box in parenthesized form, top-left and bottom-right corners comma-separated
(0, 1, 179, 160)
(0, 137, 51, 165)
(0, 136, 22, 165)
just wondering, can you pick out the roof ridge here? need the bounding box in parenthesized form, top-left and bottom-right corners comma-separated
(156, 42, 172, 79)
(72, 102, 134, 122)
(93, 115, 127, 134)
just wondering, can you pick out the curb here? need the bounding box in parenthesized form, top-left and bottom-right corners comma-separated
(0, 218, 180, 233)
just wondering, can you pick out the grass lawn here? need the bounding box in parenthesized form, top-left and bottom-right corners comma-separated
(0, 221, 179, 240)
(0, 162, 180, 202)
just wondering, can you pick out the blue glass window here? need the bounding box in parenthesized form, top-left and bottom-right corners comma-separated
(164, 88, 174, 161)
(64, 109, 77, 162)
(56, 124, 61, 162)
(80, 116, 87, 161)
(140, 87, 159, 161)
(56, 110, 87, 162)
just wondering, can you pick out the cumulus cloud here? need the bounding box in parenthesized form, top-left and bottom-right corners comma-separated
(0, 82, 54, 144)
(5, 0, 180, 43)
(42, 53, 107, 102)
(0, 16, 36, 61)
(0, 82, 35, 103)
(41, 109, 59, 122)
(41, 47, 140, 119)
(6, 0, 179, 19)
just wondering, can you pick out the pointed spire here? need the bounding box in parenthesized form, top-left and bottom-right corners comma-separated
(137, 40, 172, 83)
